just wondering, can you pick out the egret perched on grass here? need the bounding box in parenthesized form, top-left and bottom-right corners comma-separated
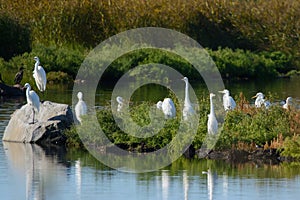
(283, 97, 292, 110)
(14, 66, 24, 85)
(157, 98, 176, 119)
(33, 56, 47, 92)
(219, 89, 236, 111)
(182, 77, 195, 120)
(252, 92, 271, 108)
(116, 96, 125, 112)
(208, 93, 218, 135)
(75, 92, 87, 123)
(156, 101, 163, 110)
(24, 83, 40, 124)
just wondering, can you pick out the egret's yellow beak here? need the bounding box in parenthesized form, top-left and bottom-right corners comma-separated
(218, 90, 224, 93)
(251, 95, 257, 99)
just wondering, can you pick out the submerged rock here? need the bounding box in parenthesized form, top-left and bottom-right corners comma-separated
(2, 101, 74, 145)
(0, 82, 25, 97)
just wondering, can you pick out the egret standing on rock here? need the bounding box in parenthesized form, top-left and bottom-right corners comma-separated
(33, 56, 47, 92)
(182, 77, 195, 120)
(283, 97, 292, 110)
(14, 66, 24, 85)
(208, 93, 218, 135)
(252, 92, 271, 108)
(24, 83, 40, 124)
(116, 96, 125, 112)
(75, 92, 87, 123)
(157, 98, 176, 119)
(219, 89, 236, 111)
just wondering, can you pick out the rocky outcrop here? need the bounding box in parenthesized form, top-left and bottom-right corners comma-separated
(2, 101, 74, 145)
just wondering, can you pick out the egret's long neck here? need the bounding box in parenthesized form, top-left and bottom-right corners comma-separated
(256, 96, 262, 103)
(35, 60, 40, 70)
(26, 86, 30, 99)
(184, 81, 191, 105)
(210, 96, 215, 116)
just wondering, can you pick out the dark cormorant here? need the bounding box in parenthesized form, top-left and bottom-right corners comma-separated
(14, 66, 24, 84)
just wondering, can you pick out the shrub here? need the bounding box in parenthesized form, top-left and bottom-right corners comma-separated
(0, 15, 31, 60)
(65, 92, 300, 159)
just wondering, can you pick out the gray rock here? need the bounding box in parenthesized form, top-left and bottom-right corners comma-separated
(2, 101, 74, 145)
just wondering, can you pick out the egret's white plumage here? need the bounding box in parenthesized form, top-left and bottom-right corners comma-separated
(33, 56, 47, 92)
(182, 77, 195, 120)
(161, 98, 176, 119)
(208, 93, 218, 135)
(219, 89, 236, 111)
(116, 96, 125, 112)
(283, 97, 292, 110)
(75, 92, 87, 123)
(252, 92, 270, 108)
(24, 83, 40, 124)
(156, 101, 163, 110)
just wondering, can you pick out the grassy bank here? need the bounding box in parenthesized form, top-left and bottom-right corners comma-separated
(65, 93, 300, 159)
(0, 44, 294, 86)
(0, 0, 299, 66)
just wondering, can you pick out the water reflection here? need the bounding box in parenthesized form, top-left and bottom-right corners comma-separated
(3, 142, 67, 200)
(183, 170, 189, 200)
(161, 170, 169, 200)
(75, 160, 81, 200)
(202, 169, 217, 200)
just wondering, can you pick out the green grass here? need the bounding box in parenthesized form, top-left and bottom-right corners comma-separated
(0, 44, 293, 85)
(65, 93, 300, 158)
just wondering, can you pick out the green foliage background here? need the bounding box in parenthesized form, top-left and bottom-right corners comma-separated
(0, 0, 299, 73)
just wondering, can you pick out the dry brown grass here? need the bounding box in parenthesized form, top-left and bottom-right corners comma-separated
(0, 0, 299, 63)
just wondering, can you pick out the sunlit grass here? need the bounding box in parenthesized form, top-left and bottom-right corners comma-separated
(65, 92, 300, 159)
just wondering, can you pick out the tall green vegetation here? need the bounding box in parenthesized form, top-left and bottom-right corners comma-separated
(65, 93, 300, 159)
(0, 44, 293, 84)
(0, 0, 299, 67)
(0, 15, 31, 60)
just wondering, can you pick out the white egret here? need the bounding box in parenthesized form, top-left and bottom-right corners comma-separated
(208, 93, 218, 135)
(252, 92, 271, 108)
(24, 83, 40, 124)
(14, 66, 24, 85)
(33, 56, 47, 92)
(116, 96, 125, 112)
(156, 101, 163, 110)
(75, 92, 87, 123)
(218, 89, 236, 111)
(161, 98, 176, 119)
(182, 77, 195, 120)
(283, 97, 292, 110)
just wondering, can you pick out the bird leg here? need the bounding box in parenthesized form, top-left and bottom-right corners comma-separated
(30, 108, 35, 124)
(40, 91, 45, 103)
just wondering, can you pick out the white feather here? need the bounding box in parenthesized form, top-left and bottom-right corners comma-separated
(182, 77, 195, 120)
(75, 92, 87, 123)
(33, 56, 47, 92)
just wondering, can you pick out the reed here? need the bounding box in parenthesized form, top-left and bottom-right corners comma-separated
(0, 0, 299, 66)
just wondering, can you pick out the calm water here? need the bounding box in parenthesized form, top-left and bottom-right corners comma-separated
(1, 78, 300, 200)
